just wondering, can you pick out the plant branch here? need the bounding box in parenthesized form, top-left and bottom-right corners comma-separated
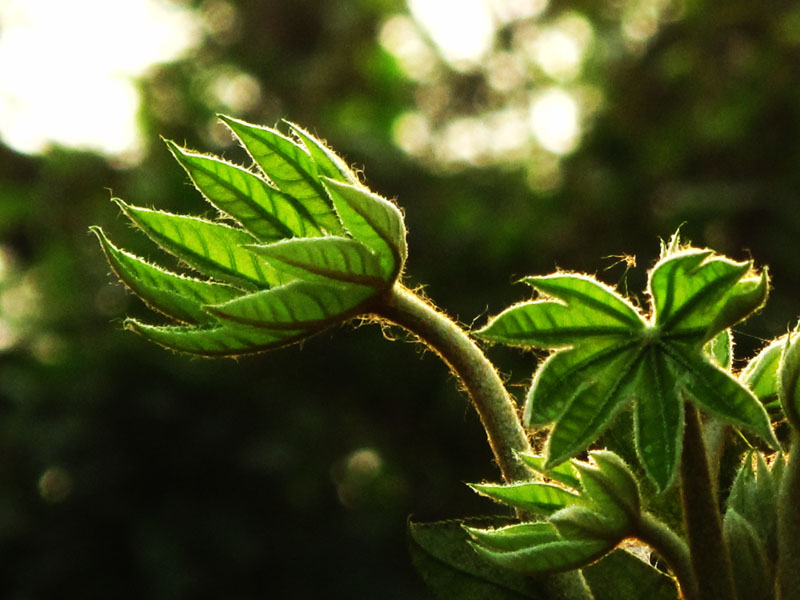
(777, 430, 800, 600)
(680, 402, 737, 600)
(634, 511, 698, 600)
(375, 283, 532, 483)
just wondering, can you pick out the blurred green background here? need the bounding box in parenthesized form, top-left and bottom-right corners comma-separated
(1, 0, 800, 597)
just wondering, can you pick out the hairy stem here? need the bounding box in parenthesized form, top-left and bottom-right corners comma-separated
(376, 283, 532, 483)
(777, 430, 800, 600)
(635, 512, 698, 600)
(680, 402, 737, 600)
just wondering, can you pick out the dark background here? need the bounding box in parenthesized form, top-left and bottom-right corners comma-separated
(2, 0, 800, 597)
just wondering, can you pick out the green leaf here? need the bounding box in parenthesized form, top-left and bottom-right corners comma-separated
(165, 140, 324, 241)
(630, 347, 684, 492)
(525, 338, 640, 427)
(705, 328, 732, 369)
(537, 342, 643, 465)
(125, 319, 305, 357)
(484, 241, 771, 491)
(575, 452, 640, 524)
(741, 335, 786, 407)
(470, 482, 583, 516)
(470, 537, 610, 575)
(408, 519, 594, 600)
(285, 121, 359, 185)
(582, 549, 679, 600)
(727, 452, 779, 562)
(208, 279, 376, 330)
(648, 249, 762, 343)
(723, 509, 771, 600)
(549, 505, 619, 541)
(321, 178, 407, 280)
(91, 227, 239, 324)
(463, 522, 561, 552)
(219, 115, 344, 236)
(249, 236, 385, 288)
(517, 453, 582, 490)
(476, 274, 644, 348)
(116, 200, 283, 290)
(666, 343, 778, 447)
(779, 325, 800, 430)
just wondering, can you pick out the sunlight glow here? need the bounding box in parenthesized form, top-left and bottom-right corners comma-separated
(529, 89, 580, 154)
(0, 0, 201, 164)
(408, 0, 495, 69)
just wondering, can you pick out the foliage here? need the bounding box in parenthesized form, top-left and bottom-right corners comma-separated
(93, 120, 800, 600)
(5, 2, 800, 598)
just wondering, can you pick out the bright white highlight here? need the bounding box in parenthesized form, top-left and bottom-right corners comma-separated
(529, 89, 580, 154)
(0, 0, 201, 164)
(408, 0, 495, 69)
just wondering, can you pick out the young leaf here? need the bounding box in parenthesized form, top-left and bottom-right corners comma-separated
(705, 328, 732, 369)
(249, 236, 385, 288)
(477, 274, 644, 348)
(582, 549, 679, 600)
(463, 522, 561, 552)
(470, 537, 610, 575)
(549, 505, 619, 541)
(218, 115, 344, 236)
(285, 121, 359, 185)
(165, 140, 324, 241)
(723, 509, 771, 600)
(321, 178, 407, 280)
(208, 279, 376, 330)
(480, 243, 772, 491)
(116, 200, 283, 290)
(92, 227, 239, 324)
(408, 519, 592, 600)
(517, 453, 582, 490)
(574, 452, 640, 524)
(125, 319, 305, 356)
(470, 482, 583, 516)
(779, 325, 800, 430)
(741, 335, 786, 408)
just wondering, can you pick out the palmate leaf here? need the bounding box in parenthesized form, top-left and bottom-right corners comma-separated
(95, 117, 408, 357)
(477, 244, 774, 491)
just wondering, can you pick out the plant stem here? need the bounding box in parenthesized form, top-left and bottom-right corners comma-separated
(376, 283, 532, 483)
(635, 512, 698, 600)
(777, 430, 800, 600)
(680, 402, 737, 600)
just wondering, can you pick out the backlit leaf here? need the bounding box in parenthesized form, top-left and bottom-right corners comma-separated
(321, 178, 406, 280)
(166, 140, 323, 240)
(476, 274, 644, 348)
(779, 325, 800, 430)
(517, 453, 582, 490)
(208, 279, 376, 329)
(125, 319, 304, 356)
(741, 335, 785, 406)
(219, 115, 344, 236)
(286, 121, 359, 185)
(483, 240, 770, 492)
(470, 482, 583, 516)
(463, 522, 561, 552)
(92, 227, 239, 324)
(250, 236, 385, 287)
(470, 538, 610, 575)
(116, 200, 283, 290)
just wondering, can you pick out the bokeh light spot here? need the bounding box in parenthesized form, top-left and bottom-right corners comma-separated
(529, 88, 580, 154)
(0, 0, 201, 164)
